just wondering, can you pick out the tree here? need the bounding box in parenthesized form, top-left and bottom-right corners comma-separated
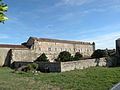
(0, 0, 8, 23)
(35, 53, 49, 62)
(91, 49, 106, 59)
(91, 49, 107, 66)
(74, 52, 83, 60)
(56, 51, 72, 62)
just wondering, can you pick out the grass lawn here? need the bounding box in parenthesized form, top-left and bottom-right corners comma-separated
(0, 67, 120, 90)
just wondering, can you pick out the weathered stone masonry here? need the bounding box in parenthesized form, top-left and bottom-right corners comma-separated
(0, 37, 95, 66)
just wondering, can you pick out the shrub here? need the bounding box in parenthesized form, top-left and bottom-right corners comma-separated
(27, 63, 39, 71)
(91, 49, 107, 59)
(56, 51, 72, 62)
(74, 52, 83, 60)
(35, 53, 49, 62)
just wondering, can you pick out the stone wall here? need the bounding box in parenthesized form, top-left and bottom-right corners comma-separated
(0, 48, 11, 66)
(116, 39, 120, 57)
(37, 62, 61, 72)
(61, 58, 106, 72)
(12, 61, 33, 68)
(11, 49, 36, 63)
(13, 58, 107, 72)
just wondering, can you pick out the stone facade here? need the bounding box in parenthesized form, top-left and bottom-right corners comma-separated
(0, 37, 95, 66)
(26, 37, 95, 62)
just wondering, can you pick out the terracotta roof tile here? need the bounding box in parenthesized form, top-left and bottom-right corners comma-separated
(0, 44, 28, 48)
(116, 38, 120, 40)
(30, 37, 92, 45)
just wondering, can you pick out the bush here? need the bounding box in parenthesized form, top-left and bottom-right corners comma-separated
(56, 51, 72, 62)
(91, 49, 107, 59)
(74, 52, 83, 60)
(27, 63, 39, 71)
(35, 53, 49, 62)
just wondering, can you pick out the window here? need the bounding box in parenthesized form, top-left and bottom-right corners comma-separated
(69, 48, 71, 51)
(65, 48, 67, 51)
(74, 48, 76, 51)
(39, 47, 41, 51)
(55, 48, 57, 51)
(81, 48, 82, 51)
(48, 48, 51, 51)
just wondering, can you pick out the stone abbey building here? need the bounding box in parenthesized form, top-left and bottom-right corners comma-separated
(0, 37, 95, 66)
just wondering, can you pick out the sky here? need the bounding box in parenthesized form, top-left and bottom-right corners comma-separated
(0, 0, 120, 49)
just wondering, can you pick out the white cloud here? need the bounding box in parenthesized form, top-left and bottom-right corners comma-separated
(82, 32, 120, 49)
(58, 13, 74, 21)
(71, 23, 120, 49)
(55, 0, 94, 7)
(0, 34, 9, 39)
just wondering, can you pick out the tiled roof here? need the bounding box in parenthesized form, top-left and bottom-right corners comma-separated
(0, 44, 27, 48)
(30, 37, 93, 45)
(116, 38, 120, 40)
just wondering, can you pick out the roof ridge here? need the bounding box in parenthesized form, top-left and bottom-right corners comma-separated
(30, 37, 92, 45)
(0, 44, 28, 48)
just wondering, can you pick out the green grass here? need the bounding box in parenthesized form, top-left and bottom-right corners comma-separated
(0, 67, 120, 90)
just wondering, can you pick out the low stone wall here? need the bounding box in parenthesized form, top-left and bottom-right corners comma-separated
(37, 62, 61, 72)
(12, 61, 33, 68)
(61, 58, 106, 72)
(13, 58, 107, 72)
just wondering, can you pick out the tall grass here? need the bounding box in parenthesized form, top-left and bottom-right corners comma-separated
(0, 67, 120, 90)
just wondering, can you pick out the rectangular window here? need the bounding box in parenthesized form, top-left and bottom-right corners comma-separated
(74, 48, 75, 51)
(65, 48, 67, 51)
(60, 48, 62, 51)
(69, 48, 71, 51)
(39, 47, 41, 51)
(55, 48, 57, 51)
(48, 48, 51, 51)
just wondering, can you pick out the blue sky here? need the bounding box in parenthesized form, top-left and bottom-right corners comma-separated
(0, 0, 120, 49)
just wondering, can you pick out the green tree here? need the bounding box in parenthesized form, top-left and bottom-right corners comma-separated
(35, 53, 49, 62)
(91, 49, 106, 59)
(74, 52, 83, 60)
(91, 49, 107, 66)
(56, 51, 72, 62)
(0, 0, 8, 23)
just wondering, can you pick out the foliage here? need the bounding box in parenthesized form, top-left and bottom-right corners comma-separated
(107, 49, 116, 56)
(0, 0, 8, 23)
(27, 63, 38, 71)
(91, 49, 107, 59)
(35, 53, 49, 62)
(56, 51, 83, 62)
(74, 52, 83, 60)
(56, 51, 72, 62)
